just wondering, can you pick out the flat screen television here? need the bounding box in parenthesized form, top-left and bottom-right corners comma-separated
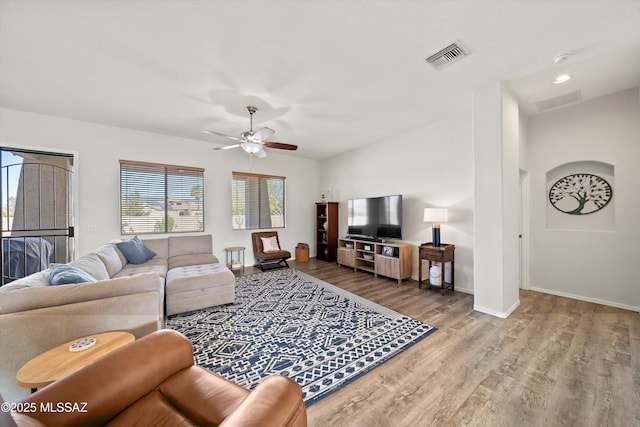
(347, 194, 403, 241)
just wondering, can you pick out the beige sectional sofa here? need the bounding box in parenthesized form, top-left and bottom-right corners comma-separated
(0, 234, 235, 402)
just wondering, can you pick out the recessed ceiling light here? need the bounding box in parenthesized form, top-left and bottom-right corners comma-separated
(553, 74, 572, 84)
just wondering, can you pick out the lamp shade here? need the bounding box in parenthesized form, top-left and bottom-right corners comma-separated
(240, 141, 262, 154)
(423, 208, 448, 223)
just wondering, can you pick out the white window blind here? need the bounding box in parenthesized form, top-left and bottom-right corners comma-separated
(231, 171, 285, 230)
(120, 160, 204, 234)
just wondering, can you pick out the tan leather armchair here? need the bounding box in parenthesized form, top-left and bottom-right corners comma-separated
(251, 231, 291, 271)
(12, 329, 307, 427)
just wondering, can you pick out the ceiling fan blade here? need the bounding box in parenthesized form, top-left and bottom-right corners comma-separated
(254, 149, 268, 158)
(203, 130, 243, 142)
(250, 127, 275, 143)
(213, 144, 240, 151)
(261, 141, 298, 151)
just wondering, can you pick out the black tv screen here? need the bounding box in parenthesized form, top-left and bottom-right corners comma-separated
(347, 195, 402, 240)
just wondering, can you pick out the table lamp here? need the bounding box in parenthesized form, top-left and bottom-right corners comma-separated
(423, 208, 448, 247)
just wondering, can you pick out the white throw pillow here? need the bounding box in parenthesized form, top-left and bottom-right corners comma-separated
(261, 236, 281, 252)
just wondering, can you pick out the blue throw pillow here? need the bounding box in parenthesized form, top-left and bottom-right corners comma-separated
(115, 236, 156, 264)
(49, 264, 97, 285)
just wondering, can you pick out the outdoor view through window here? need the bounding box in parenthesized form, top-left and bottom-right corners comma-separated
(120, 160, 204, 234)
(231, 172, 285, 230)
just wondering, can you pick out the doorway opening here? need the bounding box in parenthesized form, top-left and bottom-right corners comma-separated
(1, 147, 75, 285)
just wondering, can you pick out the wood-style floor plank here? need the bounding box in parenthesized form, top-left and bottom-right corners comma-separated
(244, 258, 640, 427)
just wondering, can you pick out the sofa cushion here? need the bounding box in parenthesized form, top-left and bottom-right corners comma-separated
(116, 237, 157, 265)
(166, 263, 235, 294)
(70, 253, 110, 281)
(140, 238, 168, 260)
(94, 244, 124, 277)
(168, 235, 212, 258)
(49, 264, 97, 285)
(113, 258, 168, 279)
(169, 253, 219, 270)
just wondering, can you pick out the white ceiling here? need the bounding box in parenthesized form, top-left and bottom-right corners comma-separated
(1, 1, 639, 160)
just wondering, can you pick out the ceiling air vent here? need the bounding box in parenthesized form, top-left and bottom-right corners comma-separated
(535, 90, 583, 113)
(425, 42, 469, 70)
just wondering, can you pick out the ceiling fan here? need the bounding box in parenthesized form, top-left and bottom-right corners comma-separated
(203, 106, 297, 158)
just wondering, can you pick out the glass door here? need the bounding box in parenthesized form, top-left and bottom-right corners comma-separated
(1, 148, 75, 285)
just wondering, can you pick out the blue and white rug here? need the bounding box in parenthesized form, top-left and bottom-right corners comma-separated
(167, 268, 436, 405)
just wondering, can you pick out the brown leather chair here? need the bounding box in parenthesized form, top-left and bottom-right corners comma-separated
(251, 231, 291, 271)
(11, 329, 307, 427)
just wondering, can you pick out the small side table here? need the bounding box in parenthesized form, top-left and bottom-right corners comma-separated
(16, 331, 134, 392)
(418, 243, 455, 295)
(224, 246, 245, 274)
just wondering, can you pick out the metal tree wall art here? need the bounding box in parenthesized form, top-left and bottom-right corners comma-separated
(549, 173, 612, 215)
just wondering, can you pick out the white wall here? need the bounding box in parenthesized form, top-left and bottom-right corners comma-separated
(0, 108, 320, 265)
(319, 111, 475, 293)
(527, 88, 640, 311)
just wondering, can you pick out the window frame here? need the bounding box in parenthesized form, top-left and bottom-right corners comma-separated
(120, 160, 205, 235)
(231, 171, 286, 230)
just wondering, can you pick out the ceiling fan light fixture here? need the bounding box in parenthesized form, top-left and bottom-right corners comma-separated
(240, 141, 262, 154)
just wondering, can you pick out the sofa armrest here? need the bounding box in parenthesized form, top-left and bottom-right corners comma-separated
(219, 376, 307, 427)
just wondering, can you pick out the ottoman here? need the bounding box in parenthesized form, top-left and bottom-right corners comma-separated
(165, 263, 236, 316)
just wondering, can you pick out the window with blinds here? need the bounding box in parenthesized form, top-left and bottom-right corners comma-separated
(120, 160, 204, 235)
(231, 171, 285, 230)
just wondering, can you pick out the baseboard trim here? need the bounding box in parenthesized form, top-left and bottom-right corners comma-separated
(474, 299, 520, 319)
(529, 286, 640, 313)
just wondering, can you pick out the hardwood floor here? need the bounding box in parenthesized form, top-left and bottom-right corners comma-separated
(248, 258, 640, 427)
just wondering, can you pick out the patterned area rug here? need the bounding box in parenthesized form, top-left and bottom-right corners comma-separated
(166, 268, 436, 405)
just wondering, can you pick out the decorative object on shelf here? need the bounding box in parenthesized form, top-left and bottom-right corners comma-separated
(549, 173, 612, 215)
(381, 245, 398, 257)
(423, 208, 449, 247)
(323, 221, 328, 230)
(69, 337, 96, 352)
(363, 253, 374, 260)
(320, 190, 332, 202)
(429, 262, 442, 287)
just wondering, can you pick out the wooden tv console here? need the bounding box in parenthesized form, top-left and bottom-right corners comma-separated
(337, 238, 412, 284)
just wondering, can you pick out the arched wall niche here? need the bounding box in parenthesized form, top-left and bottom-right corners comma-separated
(546, 160, 614, 231)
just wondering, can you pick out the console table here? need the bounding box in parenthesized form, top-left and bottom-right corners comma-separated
(337, 238, 412, 284)
(418, 243, 455, 295)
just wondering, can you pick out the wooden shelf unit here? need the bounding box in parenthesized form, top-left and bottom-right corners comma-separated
(315, 202, 339, 262)
(337, 238, 412, 284)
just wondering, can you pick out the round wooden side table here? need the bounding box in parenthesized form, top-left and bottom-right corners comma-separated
(16, 331, 135, 392)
